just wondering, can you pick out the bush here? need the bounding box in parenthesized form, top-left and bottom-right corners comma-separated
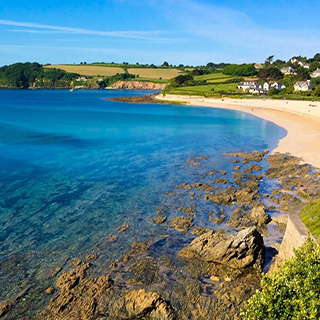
(241, 238, 320, 320)
(314, 85, 320, 97)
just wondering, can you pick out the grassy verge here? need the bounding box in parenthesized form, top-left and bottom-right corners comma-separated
(300, 199, 320, 238)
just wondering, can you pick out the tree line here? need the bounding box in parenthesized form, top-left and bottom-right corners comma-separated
(0, 62, 80, 88)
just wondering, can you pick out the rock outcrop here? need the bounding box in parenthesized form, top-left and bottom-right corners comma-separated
(108, 80, 166, 90)
(125, 289, 175, 319)
(179, 226, 265, 269)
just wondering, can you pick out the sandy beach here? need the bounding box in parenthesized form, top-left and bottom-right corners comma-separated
(156, 94, 320, 169)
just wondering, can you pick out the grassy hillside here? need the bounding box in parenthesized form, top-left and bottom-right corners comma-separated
(44, 64, 124, 77)
(44, 64, 184, 81)
(127, 68, 183, 80)
(300, 199, 320, 238)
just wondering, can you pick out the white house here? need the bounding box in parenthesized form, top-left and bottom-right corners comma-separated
(294, 80, 312, 91)
(237, 81, 259, 91)
(254, 63, 264, 70)
(312, 68, 320, 78)
(76, 77, 88, 82)
(298, 61, 310, 69)
(270, 82, 286, 90)
(281, 67, 296, 75)
(263, 82, 270, 91)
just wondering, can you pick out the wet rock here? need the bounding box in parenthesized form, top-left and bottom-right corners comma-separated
(228, 150, 268, 164)
(118, 224, 129, 232)
(169, 216, 194, 233)
(174, 183, 192, 190)
(204, 188, 235, 205)
(213, 178, 229, 185)
(45, 287, 55, 295)
(56, 262, 90, 291)
(51, 267, 62, 277)
(0, 302, 12, 318)
(194, 183, 214, 192)
(235, 188, 260, 206)
(179, 227, 265, 270)
(70, 258, 82, 267)
(157, 207, 165, 214)
(128, 257, 160, 285)
(130, 241, 148, 254)
(186, 160, 201, 166)
(125, 289, 175, 319)
(178, 206, 196, 217)
(191, 226, 213, 236)
(249, 204, 269, 228)
(242, 164, 263, 174)
(151, 216, 167, 224)
(210, 275, 220, 282)
(109, 235, 118, 242)
(43, 263, 112, 320)
(86, 254, 97, 261)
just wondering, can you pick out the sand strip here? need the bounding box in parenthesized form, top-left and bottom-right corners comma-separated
(156, 94, 320, 169)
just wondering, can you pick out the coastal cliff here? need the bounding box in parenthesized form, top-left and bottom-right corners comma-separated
(108, 80, 166, 90)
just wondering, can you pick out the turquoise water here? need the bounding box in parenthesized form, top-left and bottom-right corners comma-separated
(0, 89, 286, 312)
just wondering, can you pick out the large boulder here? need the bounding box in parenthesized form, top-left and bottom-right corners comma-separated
(179, 226, 265, 269)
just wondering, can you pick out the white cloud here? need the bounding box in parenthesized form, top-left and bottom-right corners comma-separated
(0, 19, 175, 42)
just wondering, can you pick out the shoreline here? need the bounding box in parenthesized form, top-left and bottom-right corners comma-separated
(156, 94, 320, 169)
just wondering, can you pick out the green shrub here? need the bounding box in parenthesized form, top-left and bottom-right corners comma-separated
(241, 238, 320, 320)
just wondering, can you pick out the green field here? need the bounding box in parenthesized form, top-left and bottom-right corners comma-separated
(193, 73, 233, 81)
(300, 199, 320, 238)
(44, 64, 124, 77)
(128, 68, 183, 80)
(169, 82, 240, 95)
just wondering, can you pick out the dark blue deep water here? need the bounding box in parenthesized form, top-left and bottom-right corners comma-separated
(0, 89, 286, 312)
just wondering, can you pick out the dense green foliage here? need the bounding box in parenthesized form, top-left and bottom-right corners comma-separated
(314, 85, 320, 97)
(0, 62, 79, 88)
(258, 67, 283, 81)
(0, 62, 42, 88)
(98, 73, 135, 88)
(192, 66, 215, 76)
(242, 238, 320, 319)
(222, 64, 257, 76)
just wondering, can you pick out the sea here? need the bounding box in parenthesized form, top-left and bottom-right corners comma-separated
(0, 89, 286, 317)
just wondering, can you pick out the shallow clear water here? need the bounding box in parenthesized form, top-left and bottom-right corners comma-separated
(0, 89, 286, 309)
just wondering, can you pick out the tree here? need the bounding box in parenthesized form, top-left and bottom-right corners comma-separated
(265, 55, 274, 67)
(295, 66, 310, 80)
(241, 238, 320, 320)
(313, 53, 320, 62)
(258, 67, 283, 82)
(162, 61, 169, 67)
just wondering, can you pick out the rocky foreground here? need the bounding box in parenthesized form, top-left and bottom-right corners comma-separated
(1, 151, 320, 319)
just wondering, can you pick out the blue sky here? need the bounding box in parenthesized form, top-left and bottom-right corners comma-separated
(1, 0, 319, 66)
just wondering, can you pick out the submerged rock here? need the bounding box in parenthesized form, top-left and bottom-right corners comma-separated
(179, 227, 265, 270)
(151, 216, 167, 224)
